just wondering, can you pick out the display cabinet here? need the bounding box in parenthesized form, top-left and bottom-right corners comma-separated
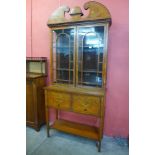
(26, 57, 47, 131)
(45, 1, 111, 151)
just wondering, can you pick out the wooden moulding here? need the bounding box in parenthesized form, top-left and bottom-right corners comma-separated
(44, 84, 104, 97)
(47, 1, 112, 27)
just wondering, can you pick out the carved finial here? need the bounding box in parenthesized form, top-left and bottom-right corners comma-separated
(47, 5, 70, 25)
(70, 6, 83, 20)
(84, 1, 111, 19)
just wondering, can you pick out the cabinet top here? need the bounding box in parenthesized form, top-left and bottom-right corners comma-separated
(47, 1, 112, 28)
(44, 84, 104, 97)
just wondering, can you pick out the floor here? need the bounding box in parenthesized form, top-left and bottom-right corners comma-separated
(26, 125, 129, 155)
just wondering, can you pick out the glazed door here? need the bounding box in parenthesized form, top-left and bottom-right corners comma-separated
(52, 27, 76, 85)
(77, 25, 105, 87)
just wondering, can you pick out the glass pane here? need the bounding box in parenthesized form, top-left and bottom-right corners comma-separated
(99, 63, 102, 72)
(52, 28, 75, 84)
(78, 26, 104, 87)
(57, 70, 69, 80)
(56, 34, 69, 68)
(56, 71, 73, 84)
(78, 72, 102, 87)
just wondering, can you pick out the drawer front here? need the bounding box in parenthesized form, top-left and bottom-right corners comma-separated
(47, 91, 71, 110)
(72, 95, 100, 116)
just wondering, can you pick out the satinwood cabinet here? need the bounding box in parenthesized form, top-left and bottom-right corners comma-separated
(44, 1, 112, 151)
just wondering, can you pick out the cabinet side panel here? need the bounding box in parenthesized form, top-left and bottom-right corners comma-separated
(37, 78, 46, 126)
(26, 80, 35, 124)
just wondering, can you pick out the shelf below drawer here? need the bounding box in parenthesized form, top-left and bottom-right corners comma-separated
(50, 119, 99, 140)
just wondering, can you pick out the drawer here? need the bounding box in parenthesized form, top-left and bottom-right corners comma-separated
(47, 91, 71, 110)
(72, 95, 100, 116)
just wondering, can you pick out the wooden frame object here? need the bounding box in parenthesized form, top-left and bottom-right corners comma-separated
(45, 1, 111, 152)
(26, 57, 47, 131)
(47, 1, 111, 27)
(26, 57, 48, 76)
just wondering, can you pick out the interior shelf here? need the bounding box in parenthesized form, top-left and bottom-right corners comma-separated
(50, 119, 99, 140)
(56, 68, 73, 71)
(78, 70, 102, 73)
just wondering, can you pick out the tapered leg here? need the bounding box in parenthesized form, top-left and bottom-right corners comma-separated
(98, 140, 101, 152)
(47, 125, 49, 137)
(98, 97, 104, 152)
(35, 127, 40, 132)
(46, 107, 50, 137)
(56, 109, 59, 120)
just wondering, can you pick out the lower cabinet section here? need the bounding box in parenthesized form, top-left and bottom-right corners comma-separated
(26, 75, 46, 131)
(44, 84, 105, 152)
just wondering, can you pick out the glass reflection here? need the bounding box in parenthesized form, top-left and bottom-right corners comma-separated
(52, 28, 74, 84)
(78, 26, 104, 87)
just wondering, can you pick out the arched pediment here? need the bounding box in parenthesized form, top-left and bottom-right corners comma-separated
(47, 1, 112, 27)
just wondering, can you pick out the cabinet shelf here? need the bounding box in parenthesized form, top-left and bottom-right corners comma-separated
(56, 69, 102, 73)
(56, 68, 73, 71)
(53, 41, 75, 44)
(78, 81, 101, 86)
(50, 119, 99, 140)
(79, 70, 102, 73)
(56, 79, 72, 82)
